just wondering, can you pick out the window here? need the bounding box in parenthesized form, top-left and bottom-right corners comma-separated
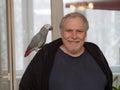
(14, 0, 51, 89)
(0, 0, 10, 90)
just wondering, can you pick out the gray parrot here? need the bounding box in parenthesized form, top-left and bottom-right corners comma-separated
(24, 24, 53, 57)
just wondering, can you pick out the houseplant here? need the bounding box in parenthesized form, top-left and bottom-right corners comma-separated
(112, 76, 120, 90)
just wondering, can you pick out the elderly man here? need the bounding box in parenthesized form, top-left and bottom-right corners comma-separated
(19, 12, 112, 90)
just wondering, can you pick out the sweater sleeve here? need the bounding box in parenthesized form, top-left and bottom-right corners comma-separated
(84, 42, 113, 90)
(19, 49, 45, 90)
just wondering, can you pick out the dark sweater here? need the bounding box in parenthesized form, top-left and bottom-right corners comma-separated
(19, 38, 113, 90)
(49, 49, 107, 90)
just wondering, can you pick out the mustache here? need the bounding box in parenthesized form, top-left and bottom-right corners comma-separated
(67, 39, 80, 42)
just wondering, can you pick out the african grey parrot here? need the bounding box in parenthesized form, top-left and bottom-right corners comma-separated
(24, 24, 53, 57)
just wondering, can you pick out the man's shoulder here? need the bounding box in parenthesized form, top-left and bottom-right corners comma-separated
(84, 42, 99, 48)
(84, 42, 101, 52)
(43, 38, 62, 49)
(37, 38, 62, 54)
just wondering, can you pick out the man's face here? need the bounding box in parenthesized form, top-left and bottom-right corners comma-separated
(61, 17, 87, 55)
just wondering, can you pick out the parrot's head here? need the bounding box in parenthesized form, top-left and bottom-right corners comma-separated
(44, 24, 53, 31)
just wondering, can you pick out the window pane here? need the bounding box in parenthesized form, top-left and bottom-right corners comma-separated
(0, 0, 10, 90)
(86, 10, 120, 66)
(33, 0, 51, 43)
(0, 0, 9, 75)
(14, 0, 51, 89)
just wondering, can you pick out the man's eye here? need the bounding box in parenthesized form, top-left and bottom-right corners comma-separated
(77, 30, 84, 33)
(66, 30, 72, 32)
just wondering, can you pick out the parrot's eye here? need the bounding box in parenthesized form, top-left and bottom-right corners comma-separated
(45, 25, 50, 29)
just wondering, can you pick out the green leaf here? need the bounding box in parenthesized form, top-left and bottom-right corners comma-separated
(112, 86, 118, 90)
(113, 76, 119, 82)
(118, 85, 120, 90)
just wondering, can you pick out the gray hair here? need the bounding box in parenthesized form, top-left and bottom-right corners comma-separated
(59, 12, 89, 30)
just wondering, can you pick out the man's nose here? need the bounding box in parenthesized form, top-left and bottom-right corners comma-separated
(72, 31, 77, 39)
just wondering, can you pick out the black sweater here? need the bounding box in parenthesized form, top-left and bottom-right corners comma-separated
(19, 38, 113, 90)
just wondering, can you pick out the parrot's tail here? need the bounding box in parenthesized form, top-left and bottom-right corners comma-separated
(24, 50, 31, 57)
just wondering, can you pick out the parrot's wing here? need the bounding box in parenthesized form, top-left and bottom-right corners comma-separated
(24, 33, 42, 57)
(27, 32, 42, 50)
(38, 34, 46, 48)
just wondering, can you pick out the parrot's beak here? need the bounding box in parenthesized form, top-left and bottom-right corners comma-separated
(49, 26, 53, 30)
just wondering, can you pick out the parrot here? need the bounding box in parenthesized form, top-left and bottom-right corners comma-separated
(24, 24, 53, 57)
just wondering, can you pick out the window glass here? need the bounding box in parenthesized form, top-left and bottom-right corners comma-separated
(14, 0, 51, 89)
(0, 0, 10, 90)
(0, 0, 9, 75)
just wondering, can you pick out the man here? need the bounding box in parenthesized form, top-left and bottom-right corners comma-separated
(19, 12, 113, 90)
